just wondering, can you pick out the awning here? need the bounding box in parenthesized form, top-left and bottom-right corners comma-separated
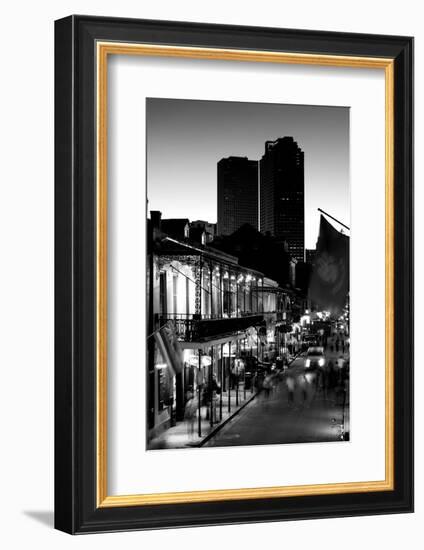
(181, 331, 248, 352)
(154, 321, 184, 376)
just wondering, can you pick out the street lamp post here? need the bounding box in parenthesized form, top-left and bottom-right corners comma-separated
(209, 346, 214, 427)
(243, 339, 246, 400)
(236, 277, 239, 317)
(257, 329, 260, 363)
(250, 344, 254, 394)
(197, 349, 202, 437)
(228, 340, 231, 413)
(219, 343, 223, 421)
(235, 340, 240, 407)
(235, 359, 239, 407)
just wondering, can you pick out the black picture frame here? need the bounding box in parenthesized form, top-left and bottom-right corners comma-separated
(55, 15, 414, 534)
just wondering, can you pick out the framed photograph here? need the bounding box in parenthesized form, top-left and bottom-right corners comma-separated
(55, 15, 413, 533)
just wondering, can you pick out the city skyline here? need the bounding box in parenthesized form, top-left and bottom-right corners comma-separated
(146, 98, 349, 248)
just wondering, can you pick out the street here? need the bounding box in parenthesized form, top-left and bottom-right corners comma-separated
(203, 350, 349, 447)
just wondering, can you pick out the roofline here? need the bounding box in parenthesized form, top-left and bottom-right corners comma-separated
(159, 236, 265, 278)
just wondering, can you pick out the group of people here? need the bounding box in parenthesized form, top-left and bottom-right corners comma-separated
(328, 337, 349, 354)
(284, 358, 349, 409)
(253, 354, 349, 410)
(183, 375, 222, 439)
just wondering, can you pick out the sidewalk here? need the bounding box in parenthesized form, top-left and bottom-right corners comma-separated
(148, 384, 258, 450)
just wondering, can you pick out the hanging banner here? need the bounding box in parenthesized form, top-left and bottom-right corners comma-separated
(308, 215, 349, 313)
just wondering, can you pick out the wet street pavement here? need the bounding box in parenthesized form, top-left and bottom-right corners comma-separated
(203, 351, 349, 448)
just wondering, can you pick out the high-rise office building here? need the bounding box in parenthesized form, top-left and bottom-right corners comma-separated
(217, 156, 258, 236)
(305, 248, 316, 265)
(260, 137, 305, 262)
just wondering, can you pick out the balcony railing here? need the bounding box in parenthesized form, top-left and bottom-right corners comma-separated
(158, 314, 264, 343)
(161, 311, 261, 320)
(160, 310, 286, 321)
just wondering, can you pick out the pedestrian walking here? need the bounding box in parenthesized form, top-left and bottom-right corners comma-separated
(297, 372, 309, 406)
(336, 355, 345, 372)
(334, 357, 346, 406)
(322, 363, 330, 399)
(210, 374, 221, 423)
(315, 366, 324, 394)
(285, 373, 295, 407)
(262, 373, 273, 400)
(184, 389, 197, 439)
(326, 360, 336, 401)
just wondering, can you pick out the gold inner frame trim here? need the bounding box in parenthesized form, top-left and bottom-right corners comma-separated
(96, 42, 395, 508)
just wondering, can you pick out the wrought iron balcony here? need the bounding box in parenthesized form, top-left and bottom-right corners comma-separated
(158, 313, 264, 343)
(261, 310, 287, 322)
(275, 311, 287, 322)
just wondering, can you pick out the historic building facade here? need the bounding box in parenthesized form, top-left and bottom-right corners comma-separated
(147, 212, 292, 442)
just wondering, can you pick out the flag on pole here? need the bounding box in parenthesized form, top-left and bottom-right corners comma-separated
(154, 321, 184, 376)
(308, 215, 349, 313)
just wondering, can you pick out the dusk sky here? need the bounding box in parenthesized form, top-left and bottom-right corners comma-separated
(146, 98, 350, 249)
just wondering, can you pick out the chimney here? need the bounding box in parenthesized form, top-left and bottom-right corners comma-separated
(150, 210, 162, 231)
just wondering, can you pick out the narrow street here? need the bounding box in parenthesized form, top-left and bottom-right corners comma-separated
(203, 350, 348, 447)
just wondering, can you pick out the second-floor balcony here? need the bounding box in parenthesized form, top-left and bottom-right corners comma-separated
(264, 311, 288, 322)
(158, 313, 264, 343)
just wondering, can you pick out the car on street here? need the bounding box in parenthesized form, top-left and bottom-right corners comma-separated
(304, 346, 325, 370)
(301, 334, 319, 350)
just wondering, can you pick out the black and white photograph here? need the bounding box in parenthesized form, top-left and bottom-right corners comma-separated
(146, 98, 350, 450)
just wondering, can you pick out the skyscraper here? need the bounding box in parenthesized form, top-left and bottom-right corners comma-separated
(305, 248, 316, 265)
(217, 156, 258, 236)
(260, 137, 305, 262)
